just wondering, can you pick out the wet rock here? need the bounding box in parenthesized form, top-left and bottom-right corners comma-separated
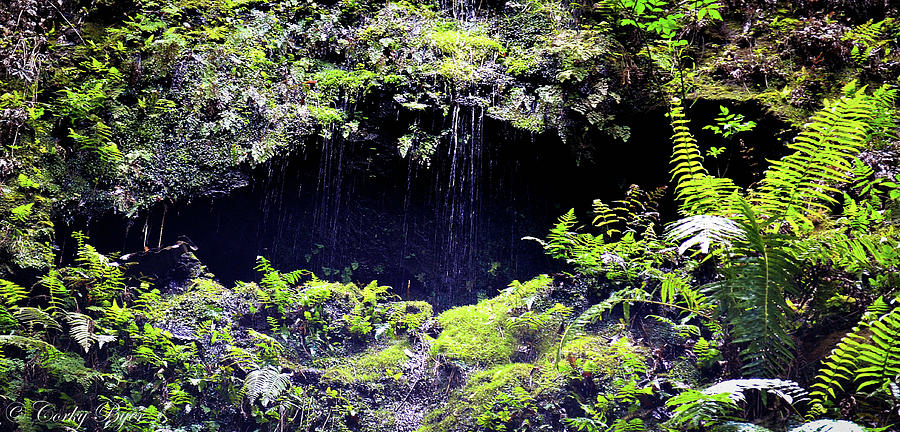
(120, 238, 206, 292)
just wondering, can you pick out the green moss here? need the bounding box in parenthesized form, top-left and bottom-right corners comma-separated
(308, 105, 347, 129)
(502, 46, 542, 77)
(537, 332, 649, 390)
(312, 68, 380, 104)
(421, 26, 506, 83)
(381, 300, 434, 332)
(418, 363, 533, 432)
(425, 28, 505, 59)
(663, 359, 701, 389)
(151, 278, 227, 324)
(321, 340, 411, 383)
(430, 275, 553, 366)
(430, 302, 514, 365)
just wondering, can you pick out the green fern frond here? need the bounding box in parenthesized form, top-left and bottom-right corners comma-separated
(226, 346, 261, 372)
(667, 379, 808, 430)
(15, 307, 61, 332)
(0, 334, 54, 350)
(749, 85, 897, 233)
(545, 209, 580, 260)
(705, 200, 799, 377)
(666, 389, 739, 429)
(704, 379, 809, 406)
(668, 98, 740, 216)
(70, 232, 125, 303)
(0, 279, 29, 308)
(809, 297, 900, 420)
(798, 229, 900, 273)
(611, 418, 645, 432)
(242, 365, 292, 407)
(593, 185, 666, 240)
(42, 270, 72, 313)
(65, 312, 116, 353)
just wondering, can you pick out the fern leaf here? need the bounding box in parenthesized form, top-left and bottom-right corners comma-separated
(810, 299, 900, 407)
(750, 86, 897, 233)
(15, 307, 61, 332)
(704, 379, 808, 406)
(0, 279, 29, 308)
(242, 365, 292, 407)
(65, 312, 116, 353)
(42, 270, 71, 313)
(666, 214, 743, 254)
(788, 419, 864, 432)
(705, 200, 799, 377)
(668, 98, 740, 216)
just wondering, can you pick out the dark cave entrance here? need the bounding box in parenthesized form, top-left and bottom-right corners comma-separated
(77, 98, 786, 307)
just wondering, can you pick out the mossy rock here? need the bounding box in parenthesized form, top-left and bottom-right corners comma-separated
(418, 363, 534, 432)
(151, 278, 230, 324)
(430, 275, 552, 366)
(539, 334, 648, 384)
(380, 300, 434, 333)
(321, 340, 412, 384)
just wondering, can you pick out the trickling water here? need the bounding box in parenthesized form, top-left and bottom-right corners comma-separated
(86, 108, 659, 306)
(431, 102, 485, 302)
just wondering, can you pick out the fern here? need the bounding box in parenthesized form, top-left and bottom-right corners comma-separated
(42, 270, 72, 313)
(0, 334, 54, 350)
(666, 214, 743, 255)
(592, 185, 666, 239)
(667, 389, 739, 429)
(0, 279, 29, 308)
(226, 346, 261, 372)
(15, 307, 61, 332)
(254, 256, 311, 313)
(65, 312, 116, 353)
(242, 365, 292, 407)
(668, 98, 740, 216)
(542, 208, 580, 260)
(70, 232, 125, 303)
(248, 329, 286, 363)
(750, 85, 897, 233)
(611, 418, 645, 432)
(705, 200, 799, 377)
(68, 121, 123, 164)
(810, 297, 900, 410)
(667, 379, 808, 430)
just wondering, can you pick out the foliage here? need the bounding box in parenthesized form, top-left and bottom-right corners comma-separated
(420, 363, 534, 432)
(810, 297, 900, 416)
(661, 84, 899, 377)
(749, 84, 897, 233)
(666, 379, 808, 430)
(242, 365, 292, 407)
(527, 186, 668, 280)
(702, 201, 800, 377)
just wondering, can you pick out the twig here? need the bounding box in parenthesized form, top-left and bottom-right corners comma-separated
(399, 378, 421, 406)
(47, 0, 85, 44)
(444, 369, 455, 395)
